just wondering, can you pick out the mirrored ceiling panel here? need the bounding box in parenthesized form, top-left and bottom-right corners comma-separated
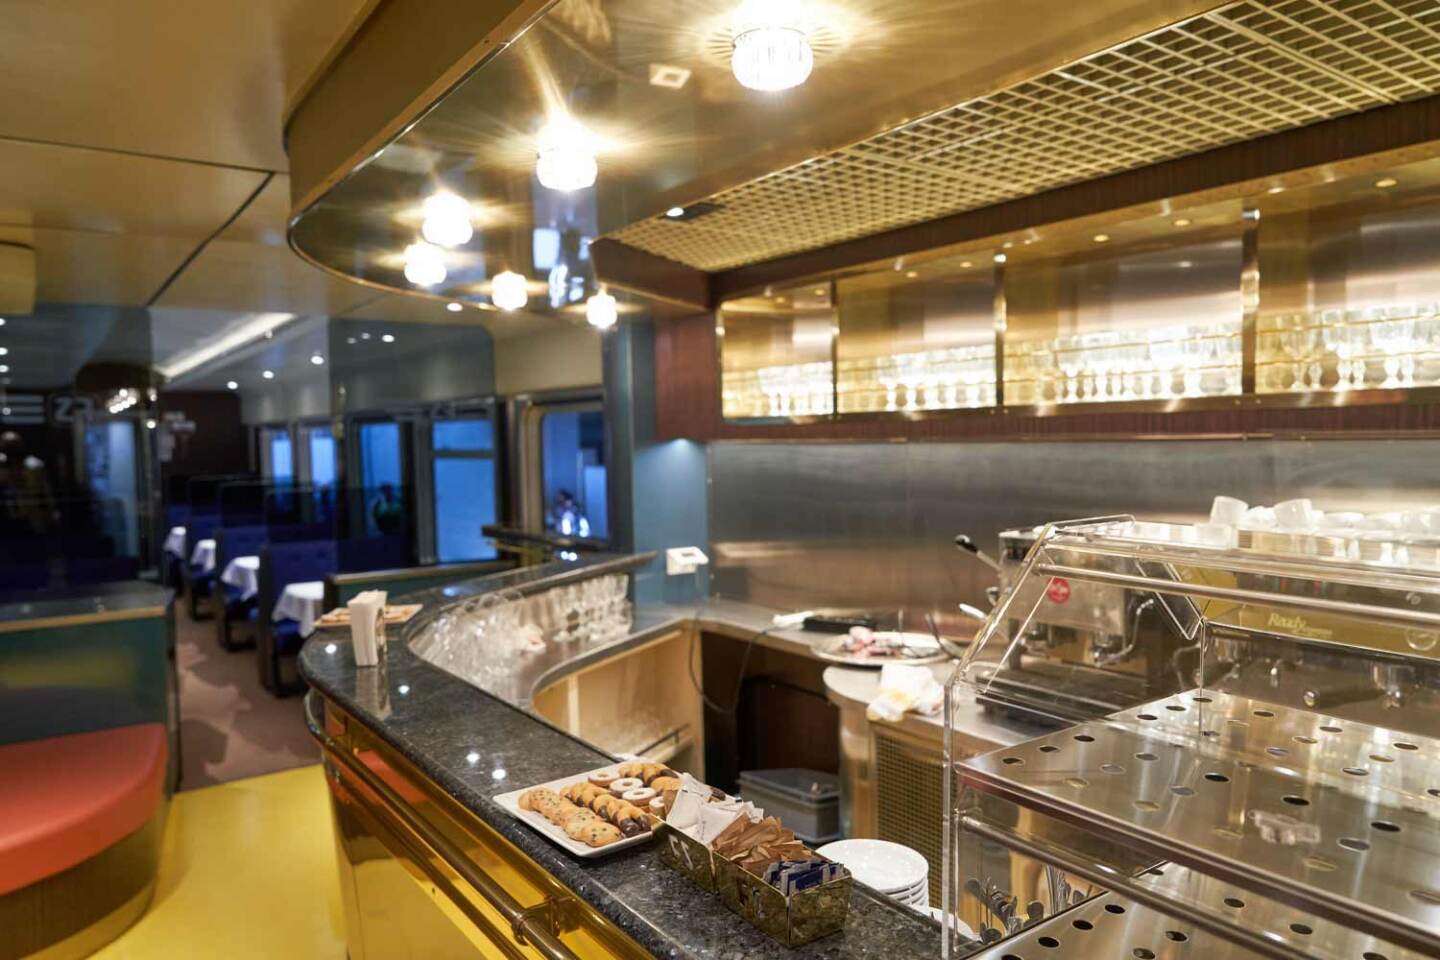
(288, 0, 1226, 317)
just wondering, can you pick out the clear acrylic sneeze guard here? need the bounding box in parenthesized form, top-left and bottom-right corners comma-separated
(941, 516, 1440, 960)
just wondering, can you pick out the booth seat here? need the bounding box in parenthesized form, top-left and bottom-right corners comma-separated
(0, 723, 167, 897)
(182, 512, 220, 620)
(257, 540, 338, 697)
(211, 525, 271, 651)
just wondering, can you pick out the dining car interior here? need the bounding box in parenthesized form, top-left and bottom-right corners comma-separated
(4, 1, 1440, 958)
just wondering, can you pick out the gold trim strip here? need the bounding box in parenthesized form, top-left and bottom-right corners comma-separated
(0, 605, 168, 635)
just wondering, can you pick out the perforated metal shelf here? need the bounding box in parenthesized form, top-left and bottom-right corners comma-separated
(960, 689, 1440, 955)
(959, 862, 1421, 960)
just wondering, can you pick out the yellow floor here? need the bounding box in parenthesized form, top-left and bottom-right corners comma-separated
(92, 765, 347, 960)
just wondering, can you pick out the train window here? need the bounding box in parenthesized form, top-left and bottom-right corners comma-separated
(540, 409, 606, 540)
(261, 426, 293, 487)
(358, 421, 404, 539)
(431, 416, 498, 562)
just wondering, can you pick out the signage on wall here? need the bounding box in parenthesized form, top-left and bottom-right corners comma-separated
(48, 393, 95, 425)
(0, 393, 45, 426)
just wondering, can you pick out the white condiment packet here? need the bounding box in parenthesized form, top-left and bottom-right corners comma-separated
(349, 593, 383, 667)
(698, 800, 762, 846)
(667, 773, 713, 831)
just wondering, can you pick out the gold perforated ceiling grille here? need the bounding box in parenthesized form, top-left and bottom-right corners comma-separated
(607, 0, 1440, 271)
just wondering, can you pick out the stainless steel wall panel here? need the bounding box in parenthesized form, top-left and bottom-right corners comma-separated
(708, 439, 1437, 613)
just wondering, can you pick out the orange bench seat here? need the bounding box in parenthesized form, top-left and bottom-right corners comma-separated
(0, 723, 167, 896)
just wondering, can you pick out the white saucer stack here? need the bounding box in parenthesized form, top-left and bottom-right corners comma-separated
(816, 839, 930, 911)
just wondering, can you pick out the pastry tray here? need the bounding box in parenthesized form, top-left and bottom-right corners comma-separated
(493, 767, 657, 860)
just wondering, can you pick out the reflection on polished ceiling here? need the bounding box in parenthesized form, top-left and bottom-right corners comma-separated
(287, 0, 1227, 312)
(609, 0, 1440, 270)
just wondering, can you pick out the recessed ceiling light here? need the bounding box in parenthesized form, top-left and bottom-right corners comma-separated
(731, 0, 814, 92)
(813, 287, 826, 296)
(226, 380, 238, 390)
(0, 365, 8, 373)
(1178, 260, 1194, 269)
(960, 260, 973, 268)
(1093, 233, 1110, 243)
(1, 408, 9, 416)
(262, 370, 275, 380)
(536, 115, 598, 192)
(1174, 218, 1192, 227)
(0, 347, 8, 356)
(666, 206, 686, 219)
(993, 253, 1007, 264)
(1002, 241, 1014, 249)
(346, 337, 356, 344)
(1267, 185, 1285, 195)
(649, 63, 692, 89)
(420, 191, 473, 247)
(0, 318, 6, 326)
(361, 333, 371, 340)
(381, 334, 396, 343)
(1375, 177, 1398, 189)
(905, 270, 919, 279)
(310, 354, 325, 366)
(446, 301, 463, 312)
(146, 419, 157, 430)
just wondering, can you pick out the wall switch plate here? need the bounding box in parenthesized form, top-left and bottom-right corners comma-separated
(666, 546, 710, 576)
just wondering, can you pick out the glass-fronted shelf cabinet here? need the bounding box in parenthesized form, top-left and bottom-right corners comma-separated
(940, 515, 1440, 960)
(714, 157, 1440, 424)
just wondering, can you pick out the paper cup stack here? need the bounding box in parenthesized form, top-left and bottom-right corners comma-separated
(816, 839, 930, 911)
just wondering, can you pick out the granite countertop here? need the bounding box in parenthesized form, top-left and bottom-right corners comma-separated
(301, 556, 955, 958)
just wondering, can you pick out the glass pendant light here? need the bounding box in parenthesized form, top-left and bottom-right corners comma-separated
(420, 191, 473, 247)
(585, 288, 618, 329)
(403, 242, 447, 287)
(491, 271, 528, 311)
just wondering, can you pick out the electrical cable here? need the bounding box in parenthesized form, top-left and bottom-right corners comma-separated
(687, 564, 778, 717)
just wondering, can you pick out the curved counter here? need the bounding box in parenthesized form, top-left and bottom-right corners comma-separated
(300, 555, 947, 959)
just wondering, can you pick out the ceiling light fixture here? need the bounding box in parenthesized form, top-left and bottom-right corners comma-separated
(0, 365, 8, 373)
(535, 116, 598, 192)
(420, 191, 474, 247)
(403, 241, 447, 287)
(1267, 185, 1285, 195)
(1093, 233, 1110, 243)
(226, 380, 238, 390)
(155, 312, 297, 381)
(446, 301, 463, 313)
(1174, 218, 1192, 227)
(993, 253, 1007, 264)
(730, 0, 814, 92)
(262, 370, 275, 380)
(0, 318, 6, 326)
(666, 206, 686, 219)
(310, 354, 325, 366)
(146, 419, 157, 430)
(586, 288, 619, 330)
(491, 270, 528, 312)
(381, 334, 396, 344)
(0, 347, 8, 356)
(1376, 177, 1399, 189)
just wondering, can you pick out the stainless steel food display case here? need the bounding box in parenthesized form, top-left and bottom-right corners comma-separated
(941, 515, 1440, 960)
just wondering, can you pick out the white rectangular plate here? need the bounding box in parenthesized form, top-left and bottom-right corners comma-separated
(492, 768, 656, 859)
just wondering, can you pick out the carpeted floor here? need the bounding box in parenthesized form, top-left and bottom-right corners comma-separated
(175, 602, 319, 790)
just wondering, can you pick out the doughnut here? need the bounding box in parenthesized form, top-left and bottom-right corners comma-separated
(609, 777, 643, 797)
(622, 787, 657, 805)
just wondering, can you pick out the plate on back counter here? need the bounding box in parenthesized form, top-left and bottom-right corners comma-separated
(493, 767, 658, 859)
(813, 631, 949, 668)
